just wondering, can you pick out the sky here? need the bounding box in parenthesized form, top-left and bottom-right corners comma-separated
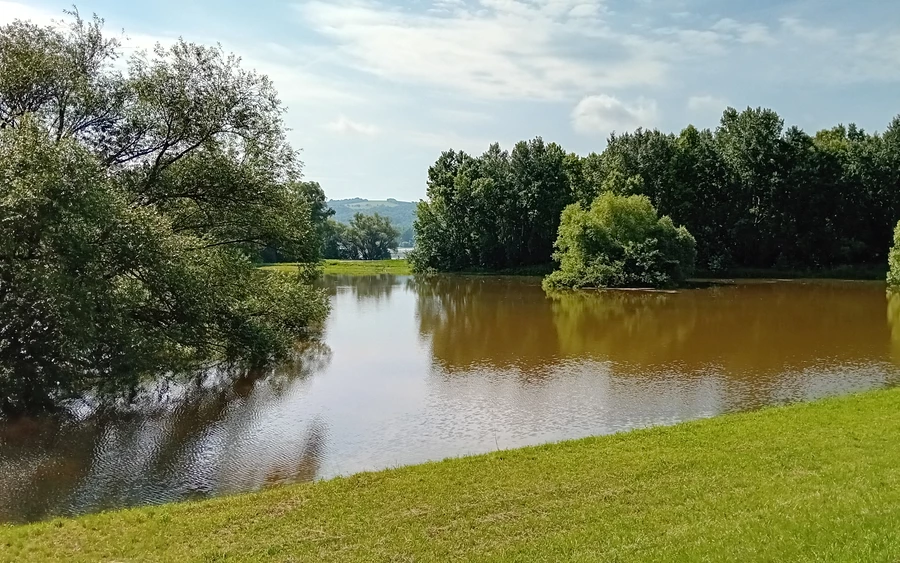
(2, 0, 900, 201)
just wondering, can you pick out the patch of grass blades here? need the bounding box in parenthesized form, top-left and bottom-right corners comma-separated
(262, 259, 411, 276)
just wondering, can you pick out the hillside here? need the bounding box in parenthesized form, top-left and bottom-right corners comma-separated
(327, 198, 417, 245)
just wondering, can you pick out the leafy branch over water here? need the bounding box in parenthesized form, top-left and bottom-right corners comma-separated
(0, 13, 328, 414)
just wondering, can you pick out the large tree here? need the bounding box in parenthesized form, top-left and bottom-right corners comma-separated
(344, 213, 401, 260)
(0, 12, 329, 413)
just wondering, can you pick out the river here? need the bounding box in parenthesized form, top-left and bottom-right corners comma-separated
(2, 275, 899, 523)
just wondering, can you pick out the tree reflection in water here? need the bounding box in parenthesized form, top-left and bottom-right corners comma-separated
(0, 342, 332, 523)
(414, 277, 900, 407)
(412, 276, 562, 376)
(4, 276, 899, 524)
(320, 274, 399, 303)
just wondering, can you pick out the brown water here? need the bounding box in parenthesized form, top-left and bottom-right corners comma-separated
(2, 275, 899, 523)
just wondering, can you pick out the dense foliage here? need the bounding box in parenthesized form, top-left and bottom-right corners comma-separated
(410, 138, 572, 272)
(544, 193, 696, 290)
(322, 213, 400, 260)
(0, 13, 329, 413)
(259, 181, 334, 263)
(413, 108, 900, 274)
(888, 220, 900, 288)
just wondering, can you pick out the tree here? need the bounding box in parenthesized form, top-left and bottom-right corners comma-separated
(258, 181, 333, 263)
(0, 13, 328, 413)
(543, 193, 696, 290)
(714, 107, 787, 267)
(321, 218, 353, 259)
(410, 138, 575, 273)
(345, 213, 400, 260)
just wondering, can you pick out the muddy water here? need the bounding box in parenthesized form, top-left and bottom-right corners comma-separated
(2, 275, 899, 523)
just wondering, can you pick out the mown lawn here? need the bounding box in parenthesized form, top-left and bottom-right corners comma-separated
(262, 259, 411, 276)
(3, 388, 900, 562)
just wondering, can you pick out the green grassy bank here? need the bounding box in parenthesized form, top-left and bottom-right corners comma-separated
(4, 388, 900, 562)
(262, 259, 411, 276)
(262, 260, 886, 281)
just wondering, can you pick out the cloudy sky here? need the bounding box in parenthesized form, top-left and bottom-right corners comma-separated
(3, 0, 900, 200)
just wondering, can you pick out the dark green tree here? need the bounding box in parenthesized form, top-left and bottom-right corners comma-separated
(321, 218, 354, 259)
(411, 138, 574, 272)
(344, 213, 400, 260)
(0, 13, 328, 413)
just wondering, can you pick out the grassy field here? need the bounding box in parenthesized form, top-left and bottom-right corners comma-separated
(263, 259, 411, 276)
(4, 388, 900, 562)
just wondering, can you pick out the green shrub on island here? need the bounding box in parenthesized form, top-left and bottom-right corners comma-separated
(543, 193, 697, 290)
(888, 219, 900, 289)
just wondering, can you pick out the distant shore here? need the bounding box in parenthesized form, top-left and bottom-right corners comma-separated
(262, 260, 886, 281)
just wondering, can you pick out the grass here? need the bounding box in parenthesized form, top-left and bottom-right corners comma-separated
(260, 260, 886, 281)
(262, 259, 411, 276)
(4, 388, 900, 562)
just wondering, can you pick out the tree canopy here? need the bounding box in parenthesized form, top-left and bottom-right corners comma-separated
(412, 108, 900, 275)
(544, 193, 696, 290)
(410, 138, 572, 272)
(323, 213, 400, 260)
(0, 13, 328, 413)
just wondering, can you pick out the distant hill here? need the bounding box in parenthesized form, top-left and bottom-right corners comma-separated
(327, 198, 417, 245)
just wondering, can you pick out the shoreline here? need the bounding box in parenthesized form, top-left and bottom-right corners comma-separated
(4, 387, 900, 561)
(261, 259, 887, 282)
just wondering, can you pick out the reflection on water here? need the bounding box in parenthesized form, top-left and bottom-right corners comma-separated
(2, 276, 899, 523)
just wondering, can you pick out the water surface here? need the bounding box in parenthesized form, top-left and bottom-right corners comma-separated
(2, 275, 899, 523)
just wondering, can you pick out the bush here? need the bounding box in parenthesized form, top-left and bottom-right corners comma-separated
(887, 220, 900, 288)
(543, 193, 696, 290)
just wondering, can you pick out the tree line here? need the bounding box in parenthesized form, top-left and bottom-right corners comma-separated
(411, 108, 900, 275)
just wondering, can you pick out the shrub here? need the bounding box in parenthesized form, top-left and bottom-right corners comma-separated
(543, 193, 696, 290)
(887, 220, 900, 288)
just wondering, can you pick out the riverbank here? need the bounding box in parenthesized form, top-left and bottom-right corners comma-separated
(4, 388, 900, 561)
(262, 260, 886, 281)
(263, 259, 411, 276)
(695, 264, 887, 281)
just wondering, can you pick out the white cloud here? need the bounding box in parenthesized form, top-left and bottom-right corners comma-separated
(774, 17, 900, 84)
(0, 1, 56, 25)
(325, 115, 379, 135)
(568, 3, 602, 19)
(779, 17, 838, 44)
(293, 0, 666, 101)
(429, 0, 467, 14)
(571, 94, 658, 135)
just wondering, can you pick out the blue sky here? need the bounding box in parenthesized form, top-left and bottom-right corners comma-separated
(3, 0, 900, 201)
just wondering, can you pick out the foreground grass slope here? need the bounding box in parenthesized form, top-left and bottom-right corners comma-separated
(4, 388, 900, 562)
